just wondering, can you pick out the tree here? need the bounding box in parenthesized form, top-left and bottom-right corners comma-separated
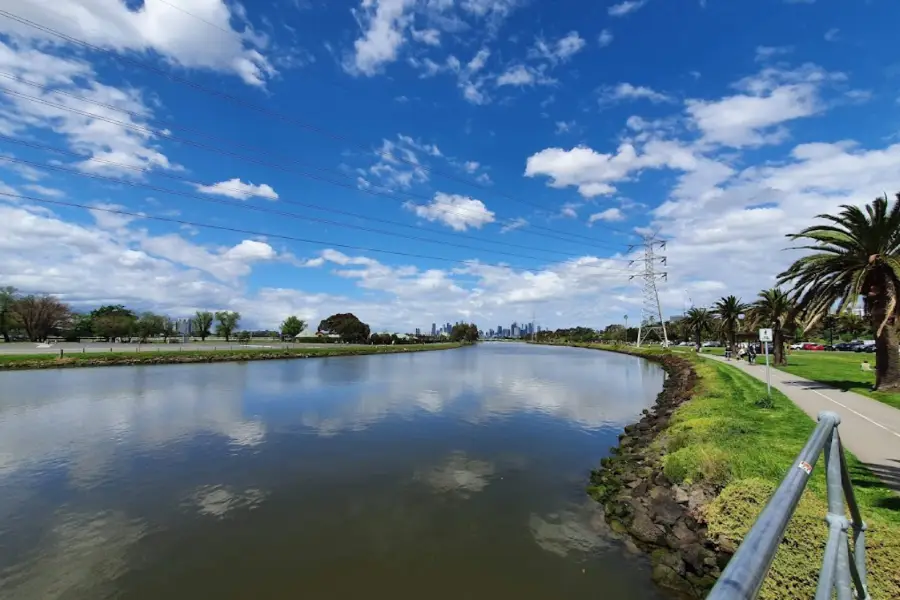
(837, 312, 867, 340)
(0, 286, 19, 342)
(713, 295, 749, 349)
(162, 318, 177, 342)
(318, 313, 370, 343)
(449, 322, 478, 343)
(13, 294, 71, 342)
(684, 307, 715, 350)
(750, 288, 794, 366)
(193, 311, 213, 341)
(237, 330, 251, 344)
(778, 194, 900, 389)
(215, 311, 241, 342)
(90, 305, 136, 341)
(135, 312, 166, 342)
(280, 316, 306, 340)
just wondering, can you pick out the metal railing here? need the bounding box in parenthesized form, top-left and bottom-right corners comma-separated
(707, 411, 871, 600)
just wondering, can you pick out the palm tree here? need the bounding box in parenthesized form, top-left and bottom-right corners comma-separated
(749, 288, 794, 365)
(778, 194, 900, 390)
(685, 307, 715, 350)
(713, 295, 749, 349)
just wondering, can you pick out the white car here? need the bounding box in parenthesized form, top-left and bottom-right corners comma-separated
(790, 342, 804, 350)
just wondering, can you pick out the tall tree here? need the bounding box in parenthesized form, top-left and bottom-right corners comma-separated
(135, 312, 166, 342)
(0, 286, 19, 342)
(684, 307, 715, 349)
(193, 311, 213, 341)
(13, 295, 71, 342)
(90, 305, 136, 341)
(318, 313, 370, 343)
(750, 288, 794, 366)
(280, 316, 306, 340)
(215, 311, 241, 342)
(778, 194, 900, 389)
(713, 295, 749, 349)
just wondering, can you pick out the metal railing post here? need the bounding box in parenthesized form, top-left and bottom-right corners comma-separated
(706, 410, 871, 600)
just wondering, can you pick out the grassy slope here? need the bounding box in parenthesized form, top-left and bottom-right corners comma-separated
(596, 345, 900, 599)
(0, 343, 462, 369)
(675, 346, 900, 410)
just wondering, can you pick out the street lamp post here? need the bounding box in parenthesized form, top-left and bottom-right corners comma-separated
(624, 315, 629, 343)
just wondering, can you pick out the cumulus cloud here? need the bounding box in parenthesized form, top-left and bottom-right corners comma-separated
(599, 82, 673, 105)
(529, 31, 586, 64)
(588, 208, 625, 223)
(755, 45, 794, 62)
(0, 0, 276, 87)
(608, 0, 647, 17)
(346, 0, 416, 76)
(685, 65, 836, 148)
(597, 29, 614, 48)
(405, 192, 496, 231)
(195, 178, 279, 200)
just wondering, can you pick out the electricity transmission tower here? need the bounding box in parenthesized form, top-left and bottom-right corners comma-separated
(629, 235, 669, 348)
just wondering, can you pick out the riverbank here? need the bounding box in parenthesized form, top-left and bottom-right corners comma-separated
(545, 342, 900, 599)
(0, 342, 464, 371)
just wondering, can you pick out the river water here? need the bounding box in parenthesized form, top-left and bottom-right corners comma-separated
(0, 343, 665, 600)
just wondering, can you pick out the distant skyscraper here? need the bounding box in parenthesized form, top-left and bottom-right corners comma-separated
(415, 327, 421, 336)
(431, 323, 436, 336)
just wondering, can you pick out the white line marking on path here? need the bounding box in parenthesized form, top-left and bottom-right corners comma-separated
(798, 384, 900, 439)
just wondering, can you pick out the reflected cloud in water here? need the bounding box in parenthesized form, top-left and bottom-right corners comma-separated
(529, 500, 614, 558)
(0, 510, 145, 600)
(415, 451, 495, 497)
(187, 484, 268, 519)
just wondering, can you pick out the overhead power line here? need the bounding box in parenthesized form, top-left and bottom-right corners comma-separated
(0, 135, 622, 261)
(0, 84, 627, 252)
(0, 154, 631, 267)
(0, 191, 635, 276)
(0, 7, 637, 238)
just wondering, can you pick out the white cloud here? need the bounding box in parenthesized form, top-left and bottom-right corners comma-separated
(824, 28, 840, 42)
(500, 217, 528, 233)
(496, 64, 556, 87)
(588, 208, 625, 223)
(608, 0, 647, 17)
(411, 27, 441, 46)
(555, 120, 575, 134)
(405, 192, 495, 231)
(599, 82, 673, 105)
(0, 40, 179, 176)
(685, 65, 835, 148)
(755, 45, 793, 62)
(22, 184, 65, 198)
(195, 178, 279, 200)
(597, 29, 614, 48)
(530, 31, 586, 64)
(0, 0, 276, 87)
(346, 0, 416, 76)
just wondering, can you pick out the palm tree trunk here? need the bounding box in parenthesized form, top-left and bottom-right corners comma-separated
(773, 328, 786, 365)
(872, 312, 900, 390)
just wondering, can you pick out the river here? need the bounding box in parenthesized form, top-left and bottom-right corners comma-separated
(0, 342, 665, 600)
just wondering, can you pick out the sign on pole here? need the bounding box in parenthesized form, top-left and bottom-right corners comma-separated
(758, 329, 773, 398)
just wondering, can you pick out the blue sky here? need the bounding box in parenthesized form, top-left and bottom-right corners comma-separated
(0, 0, 898, 331)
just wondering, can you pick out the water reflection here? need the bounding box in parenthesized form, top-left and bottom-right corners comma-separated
(0, 343, 665, 600)
(415, 451, 496, 497)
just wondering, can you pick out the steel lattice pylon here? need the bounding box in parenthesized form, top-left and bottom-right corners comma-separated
(629, 236, 668, 348)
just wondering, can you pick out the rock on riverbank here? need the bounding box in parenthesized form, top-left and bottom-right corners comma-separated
(587, 350, 729, 599)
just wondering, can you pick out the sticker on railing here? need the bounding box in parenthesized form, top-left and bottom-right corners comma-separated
(797, 461, 812, 475)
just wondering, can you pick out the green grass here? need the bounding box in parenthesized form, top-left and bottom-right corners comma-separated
(0, 343, 463, 370)
(775, 351, 900, 410)
(582, 344, 900, 599)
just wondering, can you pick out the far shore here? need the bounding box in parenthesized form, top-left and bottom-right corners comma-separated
(0, 342, 464, 371)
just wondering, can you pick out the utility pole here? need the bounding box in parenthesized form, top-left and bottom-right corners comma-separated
(629, 234, 669, 348)
(624, 314, 629, 344)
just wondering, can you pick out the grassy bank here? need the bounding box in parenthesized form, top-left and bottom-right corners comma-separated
(582, 344, 899, 599)
(0, 343, 464, 371)
(676, 347, 900, 410)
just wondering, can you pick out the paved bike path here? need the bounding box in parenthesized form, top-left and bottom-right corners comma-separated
(704, 354, 900, 493)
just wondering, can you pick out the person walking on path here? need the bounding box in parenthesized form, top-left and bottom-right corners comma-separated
(704, 354, 900, 494)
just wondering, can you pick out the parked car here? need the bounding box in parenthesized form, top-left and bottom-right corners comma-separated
(789, 342, 805, 350)
(853, 341, 876, 352)
(802, 343, 826, 351)
(834, 342, 855, 351)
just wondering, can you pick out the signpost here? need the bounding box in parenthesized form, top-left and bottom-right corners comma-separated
(759, 328, 773, 398)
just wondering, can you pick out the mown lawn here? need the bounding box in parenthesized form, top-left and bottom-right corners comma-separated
(0, 343, 462, 369)
(588, 344, 900, 599)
